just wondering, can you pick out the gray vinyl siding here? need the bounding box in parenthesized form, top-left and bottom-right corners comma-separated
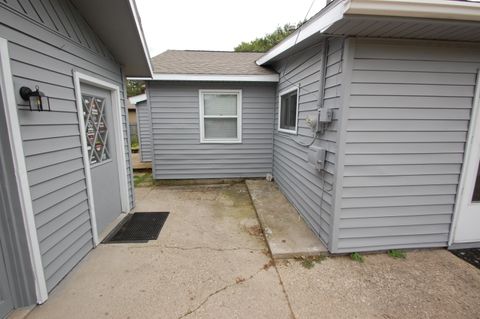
(0, 0, 134, 291)
(334, 39, 480, 253)
(272, 38, 343, 246)
(148, 81, 275, 179)
(136, 100, 152, 162)
(0, 90, 36, 308)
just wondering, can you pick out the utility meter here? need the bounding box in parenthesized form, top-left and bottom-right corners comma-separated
(307, 146, 326, 171)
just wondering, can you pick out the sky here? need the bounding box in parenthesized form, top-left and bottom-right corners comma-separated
(135, 0, 327, 58)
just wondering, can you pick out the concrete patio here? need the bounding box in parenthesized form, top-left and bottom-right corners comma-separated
(25, 182, 480, 319)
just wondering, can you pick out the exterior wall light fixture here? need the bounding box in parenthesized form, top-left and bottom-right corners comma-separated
(19, 85, 50, 111)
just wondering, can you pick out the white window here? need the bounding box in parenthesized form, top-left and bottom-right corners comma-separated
(278, 87, 299, 134)
(199, 90, 242, 143)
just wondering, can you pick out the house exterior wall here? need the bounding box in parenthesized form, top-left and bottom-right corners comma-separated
(136, 100, 152, 162)
(0, 87, 36, 308)
(0, 0, 134, 291)
(332, 38, 480, 253)
(147, 81, 275, 179)
(271, 38, 344, 246)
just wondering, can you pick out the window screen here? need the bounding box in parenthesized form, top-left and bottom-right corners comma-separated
(279, 89, 298, 132)
(200, 91, 241, 143)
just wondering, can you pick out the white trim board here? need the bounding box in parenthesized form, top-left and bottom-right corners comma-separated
(278, 86, 300, 135)
(129, 73, 279, 82)
(449, 69, 480, 246)
(73, 72, 131, 246)
(129, 93, 147, 105)
(0, 37, 48, 303)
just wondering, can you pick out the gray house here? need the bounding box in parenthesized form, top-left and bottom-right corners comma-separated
(0, 0, 151, 316)
(133, 0, 480, 254)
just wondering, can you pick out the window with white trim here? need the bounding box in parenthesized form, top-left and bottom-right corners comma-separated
(199, 90, 242, 143)
(278, 87, 299, 134)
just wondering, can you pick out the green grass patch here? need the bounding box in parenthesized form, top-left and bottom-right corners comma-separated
(387, 249, 406, 259)
(350, 252, 364, 263)
(134, 172, 153, 187)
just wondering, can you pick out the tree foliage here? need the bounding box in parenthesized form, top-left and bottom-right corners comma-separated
(234, 22, 303, 53)
(127, 80, 146, 97)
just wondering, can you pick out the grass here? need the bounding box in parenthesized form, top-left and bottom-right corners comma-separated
(131, 136, 139, 152)
(350, 252, 364, 263)
(295, 255, 326, 269)
(388, 249, 406, 259)
(134, 172, 153, 187)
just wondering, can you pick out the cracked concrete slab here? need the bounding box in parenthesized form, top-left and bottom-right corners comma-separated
(26, 183, 293, 319)
(25, 182, 480, 319)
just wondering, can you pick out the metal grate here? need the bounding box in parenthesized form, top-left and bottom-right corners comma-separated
(450, 248, 480, 270)
(103, 212, 169, 243)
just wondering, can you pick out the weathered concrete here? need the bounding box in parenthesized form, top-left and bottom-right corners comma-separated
(277, 249, 480, 319)
(25, 182, 480, 319)
(246, 180, 327, 259)
(27, 183, 293, 319)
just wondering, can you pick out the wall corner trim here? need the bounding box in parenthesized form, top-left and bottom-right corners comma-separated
(329, 37, 356, 253)
(0, 37, 48, 304)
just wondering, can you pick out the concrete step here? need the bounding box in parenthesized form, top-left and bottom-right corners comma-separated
(246, 179, 328, 259)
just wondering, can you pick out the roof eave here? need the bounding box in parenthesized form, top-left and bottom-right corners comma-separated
(71, 0, 153, 77)
(128, 73, 280, 82)
(256, 0, 480, 65)
(256, 0, 349, 65)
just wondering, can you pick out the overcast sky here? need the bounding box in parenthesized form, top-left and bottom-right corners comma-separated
(136, 0, 327, 57)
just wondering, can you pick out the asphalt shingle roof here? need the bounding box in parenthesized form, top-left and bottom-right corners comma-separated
(150, 50, 276, 75)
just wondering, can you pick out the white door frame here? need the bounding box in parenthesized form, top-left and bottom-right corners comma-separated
(73, 72, 131, 246)
(0, 38, 48, 303)
(449, 69, 480, 246)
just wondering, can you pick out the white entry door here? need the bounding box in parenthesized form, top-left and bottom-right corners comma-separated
(452, 71, 480, 245)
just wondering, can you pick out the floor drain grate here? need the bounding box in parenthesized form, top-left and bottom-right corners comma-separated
(450, 248, 480, 270)
(103, 212, 169, 243)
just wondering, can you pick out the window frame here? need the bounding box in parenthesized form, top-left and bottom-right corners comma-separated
(278, 86, 299, 135)
(199, 89, 242, 144)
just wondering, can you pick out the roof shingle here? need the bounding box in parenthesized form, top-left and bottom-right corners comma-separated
(150, 50, 276, 75)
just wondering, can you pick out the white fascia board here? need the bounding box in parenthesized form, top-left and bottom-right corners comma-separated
(256, 0, 348, 66)
(128, 0, 153, 76)
(129, 93, 147, 104)
(346, 0, 480, 22)
(256, 0, 480, 65)
(128, 73, 280, 82)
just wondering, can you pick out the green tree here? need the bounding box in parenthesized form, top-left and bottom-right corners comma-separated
(234, 22, 303, 53)
(127, 80, 145, 97)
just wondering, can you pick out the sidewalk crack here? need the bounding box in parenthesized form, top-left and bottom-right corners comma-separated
(177, 265, 268, 319)
(163, 245, 263, 252)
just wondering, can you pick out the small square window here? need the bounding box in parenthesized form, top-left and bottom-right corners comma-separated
(199, 90, 242, 143)
(278, 87, 298, 134)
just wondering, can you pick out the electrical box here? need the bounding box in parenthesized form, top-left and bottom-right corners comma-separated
(318, 108, 333, 123)
(307, 146, 326, 171)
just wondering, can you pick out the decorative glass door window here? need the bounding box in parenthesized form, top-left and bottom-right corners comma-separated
(83, 95, 110, 165)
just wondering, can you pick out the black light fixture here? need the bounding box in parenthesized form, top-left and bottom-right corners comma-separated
(19, 85, 50, 112)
